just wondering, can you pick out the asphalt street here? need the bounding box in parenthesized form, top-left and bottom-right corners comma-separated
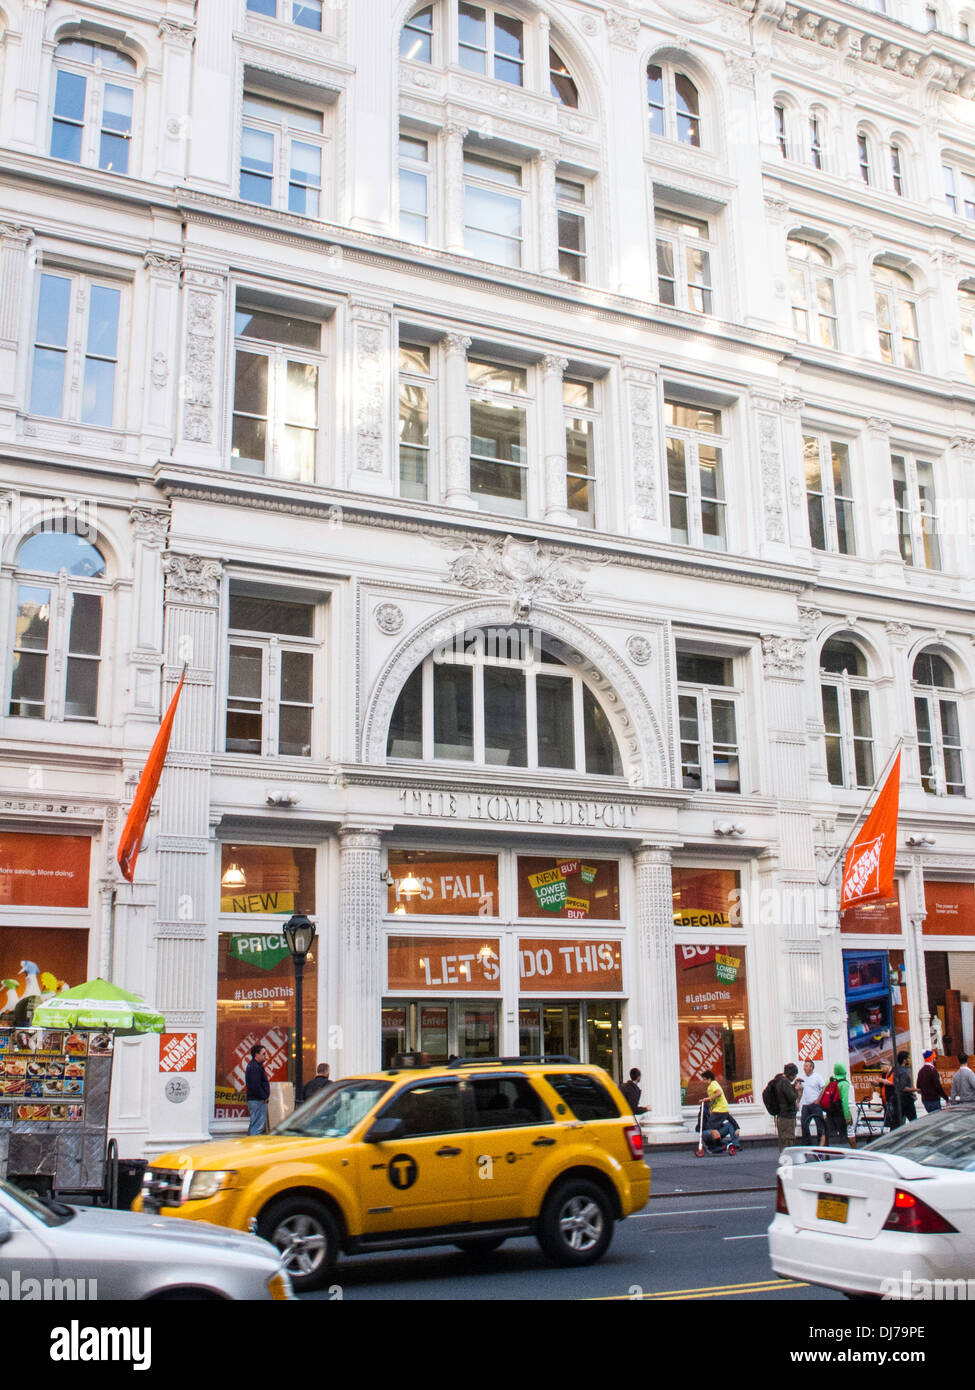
(300, 1140, 844, 1301)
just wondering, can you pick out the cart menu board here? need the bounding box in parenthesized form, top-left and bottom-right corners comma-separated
(0, 1027, 113, 1192)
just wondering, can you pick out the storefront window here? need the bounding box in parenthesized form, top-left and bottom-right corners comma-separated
(380, 999, 499, 1066)
(843, 948, 907, 1099)
(517, 1001, 621, 1077)
(387, 935, 501, 992)
(840, 883, 900, 934)
(517, 856, 620, 920)
(672, 866, 740, 928)
(215, 930, 318, 1120)
(219, 843, 315, 914)
(385, 850, 499, 915)
(0, 927, 90, 1014)
(0, 832, 91, 909)
(676, 944, 752, 1107)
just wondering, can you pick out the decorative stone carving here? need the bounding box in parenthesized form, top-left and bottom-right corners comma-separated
(724, 53, 758, 86)
(606, 10, 641, 47)
(626, 635, 653, 666)
(445, 536, 592, 619)
(375, 603, 405, 635)
(761, 634, 807, 679)
(884, 620, 912, 642)
(628, 382, 658, 522)
(756, 411, 786, 544)
(798, 606, 823, 636)
(162, 553, 222, 605)
(130, 506, 170, 546)
(183, 291, 218, 444)
(158, 18, 195, 46)
(579, 14, 599, 34)
(144, 252, 181, 279)
(353, 322, 387, 474)
(151, 352, 169, 389)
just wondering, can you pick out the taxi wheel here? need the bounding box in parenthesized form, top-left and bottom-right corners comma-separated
(538, 1180, 613, 1267)
(454, 1236, 506, 1255)
(258, 1197, 338, 1292)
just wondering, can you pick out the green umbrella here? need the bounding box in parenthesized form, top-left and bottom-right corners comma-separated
(31, 978, 165, 1035)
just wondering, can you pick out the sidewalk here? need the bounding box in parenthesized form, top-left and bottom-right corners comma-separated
(646, 1141, 781, 1199)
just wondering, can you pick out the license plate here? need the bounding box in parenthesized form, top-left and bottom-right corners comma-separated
(817, 1194, 849, 1224)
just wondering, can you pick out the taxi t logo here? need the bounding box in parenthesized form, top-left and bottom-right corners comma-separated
(387, 1154, 419, 1190)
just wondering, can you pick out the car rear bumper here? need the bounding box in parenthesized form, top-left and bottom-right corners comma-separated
(769, 1215, 969, 1296)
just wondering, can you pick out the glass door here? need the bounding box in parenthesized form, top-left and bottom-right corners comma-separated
(586, 1001, 622, 1082)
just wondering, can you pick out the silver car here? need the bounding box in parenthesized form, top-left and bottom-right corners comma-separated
(0, 1178, 293, 1300)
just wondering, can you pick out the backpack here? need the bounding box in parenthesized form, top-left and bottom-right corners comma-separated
(820, 1078, 841, 1113)
(762, 1077, 781, 1116)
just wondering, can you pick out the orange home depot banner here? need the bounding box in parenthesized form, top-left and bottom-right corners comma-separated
(159, 1033, 197, 1074)
(387, 936, 501, 992)
(0, 833, 91, 909)
(797, 1028, 824, 1063)
(840, 752, 901, 909)
(518, 938, 622, 992)
(923, 881, 975, 936)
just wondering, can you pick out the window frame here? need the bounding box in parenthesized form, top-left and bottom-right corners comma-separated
(787, 238, 838, 349)
(665, 397, 728, 552)
(49, 39, 138, 176)
(462, 150, 526, 268)
(819, 642, 875, 791)
(9, 536, 107, 725)
(802, 431, 855, 555)
(458, 3, 526, 88)
(398, 338, 436, 502)
(873, 262, 921, 370)
(230, 300, 325, 484)
(676, 648, 742, 794)
(466, 356, 532, 517)
(912, 654, 965, 797)
(890, 451, 941, 570)
(563, 376, 598, 530)
(943, 162, 975, 220)
(239, 90, 327, 219)
(647, 61, 702, 148)
(655, 208, 715, 315)
(224, 593, 321, 760)
(245, 0, 324, 31)
(398, 130, 434, 244)
(555, 173, 590, 284)
(29, 268, 124, 428)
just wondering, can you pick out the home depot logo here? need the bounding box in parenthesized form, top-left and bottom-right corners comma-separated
(842, 836, 884, 905)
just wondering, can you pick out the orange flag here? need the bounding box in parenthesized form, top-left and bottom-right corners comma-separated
(840, 751, 901, 909)
(116, 670, 186, 883)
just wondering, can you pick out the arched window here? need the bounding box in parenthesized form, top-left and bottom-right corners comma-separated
(10, 531, 107, 723)
(959, 281, 975, 383)
(549, 48, 578, 107)
(50, 39, 137, 174)
(788, 237, 837, 347)
(386, 628, 622, 775)
(400, 4, 434, 61)
(856, 127, 874, 185)
(913, 650, 965, 796)
(808, 109, 826, 170)
(873, 261, 920, 369)
(647, 62, 701, 147)
(819, 638, 874, 789)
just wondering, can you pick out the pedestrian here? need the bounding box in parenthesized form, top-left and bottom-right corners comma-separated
(701, 1068, 739, 1145)
(621, 1067, 647, 1116)
(772, 1063, 799, 1153)
(916, 1050, 949, 1113)
(245, 1043, 271, 1136)
(885, 1050, 917, 1128)
(950, 1053, 975, 1104)
(797, 1058, 826, 1145)
(822, 1062, 853, 1146)
(303, 1062, 332, 1100)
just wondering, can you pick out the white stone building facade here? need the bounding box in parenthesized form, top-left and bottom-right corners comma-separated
(0, 0, 973, 1154)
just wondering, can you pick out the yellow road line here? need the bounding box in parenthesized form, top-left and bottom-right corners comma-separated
(592, 1278, 809, 1301)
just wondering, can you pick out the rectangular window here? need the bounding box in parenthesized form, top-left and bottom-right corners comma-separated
(675, 944, 753, 1107)
(30, 272, 121, 426)
(857, 133, 871, 185)
(809, 115, 823, 170)
(889, 144, 903, 195)
(665, 400, 727, 550)
(563, 377, 597, 528)
(517, 856, 620, 920)
(10, 584, 102, 723)
(464, 153, 523, 267)
(891, 453, 941, 570)
(458, 4, 523, 85)
(399, 133, 431, 243)
(225, 593, 317, 757)
(774, 104, 788, 159)
(241, 93, 325, 217)
(51, 57, 135, 173)
(677, 649, 740, 792)
(399, 340, 432, 500)
(655, 210, 714, 314)
(385, 850, 499, 916)
(803, 434, 855, 554)
(468, 358, 529, 516)
(231, 301, 322, 481)
(556, 176, 588, 282)
(246, 0, 323, 30)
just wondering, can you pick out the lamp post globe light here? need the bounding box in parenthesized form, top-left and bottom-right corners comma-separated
(282, 913, 316, 1106)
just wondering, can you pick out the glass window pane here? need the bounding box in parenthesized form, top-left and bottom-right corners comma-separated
(36, 275, 71, 347)
(399, 168, 428, 215)
(470, 398, 526, 462)
(279, 649, 313, 705)
(387, 665, 423, 758)
(101, 82, 132, 133)
(229, 645, 263, 699)
(53, 68, 86, 121)
(64, 657, 98, 720)
(821, 683, 841, 734)
(15, 586, 50, 650)
(30, 348, 66, 418)
(483, 666, 527, 766)
(81, 357, 115, 425)
(293, 0, 322, 30)
(465, 185, 522, 237)
(278, 702, 312, 756)
(68, 592, 102, 657)
(235, 307, 319, 349)
(285, 360, 318, 426)
(10, 651, 47, 717)
(583, 684, 621, 776)
(234, 350, 269, 416)
(433, 663, 474, 759)
(87, 286, 120, 357)
(229, 596, 313, 637)
(535, 673, 574, 769)
(280, 426, 316, 482)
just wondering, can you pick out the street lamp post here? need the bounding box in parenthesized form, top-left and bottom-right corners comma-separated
(282, 912, 317, 1107)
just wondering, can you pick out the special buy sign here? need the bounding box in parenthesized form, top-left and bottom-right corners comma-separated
(159, 1033, 197, 1074)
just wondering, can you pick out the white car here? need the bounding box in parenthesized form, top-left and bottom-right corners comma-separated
(769, 1109, 975, 1299)
(0, 1178, 294, 1300)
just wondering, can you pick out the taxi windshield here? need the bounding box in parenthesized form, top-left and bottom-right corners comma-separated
(276, 1079, 391, 1137)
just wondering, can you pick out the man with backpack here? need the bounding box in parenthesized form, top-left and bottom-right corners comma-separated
(819, 1063, 853, 1146)
(763, 1063, 800, 1152)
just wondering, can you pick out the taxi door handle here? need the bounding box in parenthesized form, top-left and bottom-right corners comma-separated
(436, 1145, 462, 1156)
(532, 1137, 556, 1147)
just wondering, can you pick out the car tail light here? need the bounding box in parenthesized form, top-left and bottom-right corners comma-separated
(881, 1189, 957, 1235)
(623, 1124, 643, 1160)
(776, 1176, 788, 1215)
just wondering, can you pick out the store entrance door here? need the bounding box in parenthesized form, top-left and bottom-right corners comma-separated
(518, 1001, 622, 1081)
(381, 1000, 499, 1067)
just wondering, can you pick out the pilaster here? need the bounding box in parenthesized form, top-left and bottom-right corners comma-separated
(541, 353, 571, 523)
(633, 843, 684, 1132)
(338, 826, 387, 1071)
(444, 331, 476, 508)
(348, 301, 394, 493)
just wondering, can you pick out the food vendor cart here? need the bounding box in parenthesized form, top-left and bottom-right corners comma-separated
(0, 978, 164, 1204)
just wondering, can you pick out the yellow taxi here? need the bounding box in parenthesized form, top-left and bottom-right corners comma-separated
(135, 1059, 650, 1289)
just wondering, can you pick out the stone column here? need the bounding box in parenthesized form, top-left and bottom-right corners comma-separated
(633, 843, 685, 1133)
(141, 252, 182, 463)
(0, 223, 33, 406)
(185, 0, 237, 191)
(157, 19, 196, 181)
(12, 0, 50, 150)
(128, 506, 170, 721)
(779, 391, 808, 553)
(930, 250, 966, 385)
(864, 418, 900, 571)
(338, 827, 388, 1072)
(622, 362, 667, 543)
(176, 265, 228, 468)
(535, 152, 560, 278)
(443, 124, 469, 255)
(347, 301, 394, 494)
(725, 54, 778, 330)
(541, 353, 570, 523)
(151, 553, 222, 1144)
(763, 197, 794, 338)
(444, 332, 476, 509)
(750, 393, 791, 561)
(605, 13, 653, 297)
(848, 225, 879, 361)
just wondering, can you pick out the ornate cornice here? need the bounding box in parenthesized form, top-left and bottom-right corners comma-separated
(761, 633, 807, 679)
(162, 553, 222, 606)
